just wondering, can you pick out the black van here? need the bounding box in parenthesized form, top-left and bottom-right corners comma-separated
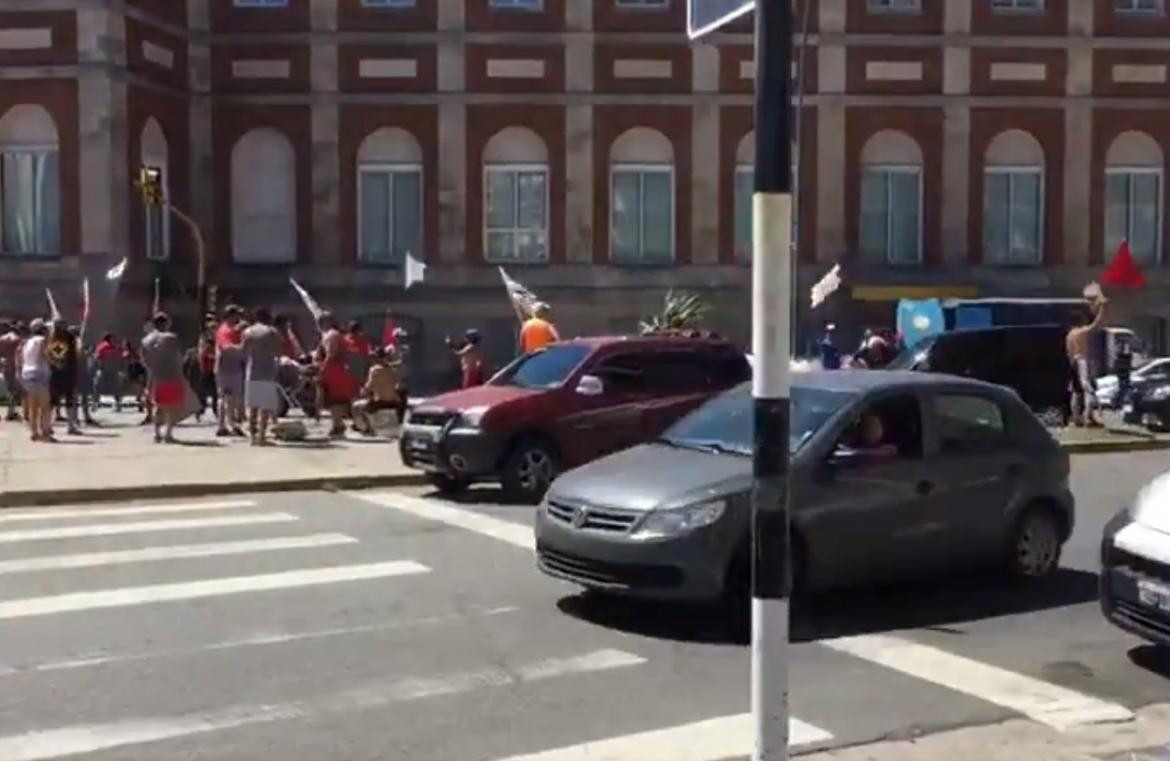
(888, 326, 1072, 425)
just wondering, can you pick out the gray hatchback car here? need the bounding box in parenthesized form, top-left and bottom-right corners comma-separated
(535, 371, 1074, 602)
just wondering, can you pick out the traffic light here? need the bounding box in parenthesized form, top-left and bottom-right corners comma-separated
(135, 166, 164, 207)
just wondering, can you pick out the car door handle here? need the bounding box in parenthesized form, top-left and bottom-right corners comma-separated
(916, 480, 934, 496)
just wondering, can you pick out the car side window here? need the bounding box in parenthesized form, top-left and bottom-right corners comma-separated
(643, 350, 720, 393)
(707, 351, 752, 387)
(932, 394, 1006, 455)
(592, 352, 652, 395)
(835, 393, 924, 463)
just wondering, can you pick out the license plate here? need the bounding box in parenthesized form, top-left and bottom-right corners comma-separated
(408, 438, 432, 452)
(1138, 579, 1170, 613)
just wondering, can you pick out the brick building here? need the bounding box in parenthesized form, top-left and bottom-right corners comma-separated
(1, 0, 1170, 384)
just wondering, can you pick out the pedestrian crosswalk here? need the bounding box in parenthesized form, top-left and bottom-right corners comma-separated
(0, 492, 1149, 761)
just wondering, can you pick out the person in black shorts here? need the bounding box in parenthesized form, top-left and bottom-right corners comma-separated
(47, 319, 80, 435)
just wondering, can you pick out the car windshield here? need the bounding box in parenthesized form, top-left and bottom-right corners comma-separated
(886, 337, 936, 370)
(492, 344, 591, 389)
(659, 383, 854, 456)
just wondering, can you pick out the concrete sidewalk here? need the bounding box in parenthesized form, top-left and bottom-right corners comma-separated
(0, 408, 425, 507)
(1054, 414, 1170, 454)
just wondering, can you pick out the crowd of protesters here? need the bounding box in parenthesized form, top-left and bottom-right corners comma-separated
(0, 306, 410, 446)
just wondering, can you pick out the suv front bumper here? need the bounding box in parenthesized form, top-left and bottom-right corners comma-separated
(1101, 511, 1170, 646)
(400, 424, 506, 482)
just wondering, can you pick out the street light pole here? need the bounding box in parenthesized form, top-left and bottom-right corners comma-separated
(750, 1, 793, 760)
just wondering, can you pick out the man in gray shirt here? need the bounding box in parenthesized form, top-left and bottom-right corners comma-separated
(241, 306, 283, 446)
(141, 312, 185, 443)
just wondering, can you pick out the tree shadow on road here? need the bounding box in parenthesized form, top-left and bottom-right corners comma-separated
(557, 568, 1101, 646)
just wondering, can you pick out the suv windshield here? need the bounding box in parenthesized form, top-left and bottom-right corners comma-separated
(492, 344, 591, 389)
(887, 336, 936, 370)
(660, 383, 854, 455)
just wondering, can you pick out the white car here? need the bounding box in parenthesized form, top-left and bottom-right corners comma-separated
(1101, 471, 1170, 647)
(1096, 357, 1170, 408)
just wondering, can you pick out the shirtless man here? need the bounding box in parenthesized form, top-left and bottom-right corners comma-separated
(1066, 296, 1107, 427)
(0, 321, 20, 421)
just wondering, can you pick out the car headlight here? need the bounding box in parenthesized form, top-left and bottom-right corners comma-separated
(1132, 472, 1170, 529)
(1149, 386, 1170, 401)
(632, 499, 726, 540)
(455, 406, 489, 429)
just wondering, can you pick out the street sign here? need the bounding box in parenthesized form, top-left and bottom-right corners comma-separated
(688, 0, 754, 39)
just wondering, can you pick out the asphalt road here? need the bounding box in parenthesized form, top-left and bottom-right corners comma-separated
(0, 452, 1168, 760)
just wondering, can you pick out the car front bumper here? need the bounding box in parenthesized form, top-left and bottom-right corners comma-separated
(533, 505, 735, 603)
(399, 424, 505, 482)
(1101, 511, 1170, 647)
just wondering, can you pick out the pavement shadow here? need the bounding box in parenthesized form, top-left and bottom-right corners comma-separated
(426, 486, 529, 507)
(557, 568, 1100, 647)
(170, 440, 223, 448)
(1128, 644, 1170, 678)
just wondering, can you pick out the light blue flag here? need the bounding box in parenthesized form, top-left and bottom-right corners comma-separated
(897, 298, 945, 348)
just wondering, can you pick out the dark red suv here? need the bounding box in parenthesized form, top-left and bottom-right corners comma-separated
(400, 334, 751, 502)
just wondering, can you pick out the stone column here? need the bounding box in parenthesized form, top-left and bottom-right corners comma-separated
(1065, 1, 1095, 265)
(565, 0, 592, 30)
(565, 105, 593, 264)
(941, 106, 971, 264)
(818, 0, 846, 33)
(691, 99, 720, 263)
(815, 103, 846, 263)
(438, 103, 467, 264)
(188, 1, 213, 258)
(310, 6, 340, 265)
(437, 0, 464, 31)
(943, 0, 972, 34)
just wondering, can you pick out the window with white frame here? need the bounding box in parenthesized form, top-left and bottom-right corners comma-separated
(231, 128, 296, 264)
(489, 0, 543, 9)
(0, 104, 60, 257)
(991, 0, 1044, 11)
(983, 129, 1044, 265)
(733, 131, 800, 262)
(859, 130, 923, 265)
(610, 127, 674, 265)
(1105, 131, 1163, 265)
(1114, 0, 1164, 16)
(867, 0, 922, 13)
(483, 127, 548, 264)
(357, 127, 422, 265)
(141, 118, 170, 262)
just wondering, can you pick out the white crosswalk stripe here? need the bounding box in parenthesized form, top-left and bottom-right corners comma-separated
(0, 513, 299, 544)
(0, 534, 357, 575)
(0, 499, 257, 524)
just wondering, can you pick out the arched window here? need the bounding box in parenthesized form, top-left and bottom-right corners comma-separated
(1106, 131, 1162, 265)
(0, 104, 60, 256)
(483, 127, 548, 264)
(983, 129, 1044, 266)
(358, 127, 422, 265)
(610, 127, 673, 264)
(141, 118, 170, 261)
(859, 130, 922, 265)
(732, 134, 799, 262)
(231, 128, 296, 264)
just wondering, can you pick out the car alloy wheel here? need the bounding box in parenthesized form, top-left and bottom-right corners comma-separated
(516, 449, 553, 493)
(1013, 511, 1060, 578)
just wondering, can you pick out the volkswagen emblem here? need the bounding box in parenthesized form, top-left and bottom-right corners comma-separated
(572, 506, 589, 528)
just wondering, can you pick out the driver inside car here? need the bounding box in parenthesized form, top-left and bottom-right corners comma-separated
(840, 413, 899, 462)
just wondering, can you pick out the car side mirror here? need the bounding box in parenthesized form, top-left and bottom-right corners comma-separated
(575, 374, 604, 397)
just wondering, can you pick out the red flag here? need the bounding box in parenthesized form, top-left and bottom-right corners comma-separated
(1102, 240, 1145, 288)
(381, 316, 398, 348)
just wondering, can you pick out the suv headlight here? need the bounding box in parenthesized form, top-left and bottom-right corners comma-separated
(455, 406, 489, 429)
(1149, 386, 1170, 401)
(632, 499, 726, 540)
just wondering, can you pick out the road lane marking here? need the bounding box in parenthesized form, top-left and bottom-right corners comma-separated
(0, 534, 357, 575)
(354, 492, 535, 550)
(0, 561, 429, 621)
(493, 713, 833, 761)
(1, 606, 519, 675)
(0, 649, 645, 761)
(823, 634, 1135, 731)
(0, 499, 257, 524)
(0, 513, 299, 544)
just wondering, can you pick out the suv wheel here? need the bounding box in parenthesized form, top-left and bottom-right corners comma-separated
(429, 474, 468, 497)
(502, 439, 558, 503)
(1007, 507, 1062, 579)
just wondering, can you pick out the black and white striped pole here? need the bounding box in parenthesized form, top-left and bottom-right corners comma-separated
(751, 1, 793, 760)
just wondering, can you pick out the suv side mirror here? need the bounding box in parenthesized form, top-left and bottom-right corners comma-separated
(575, 374, 604, 397)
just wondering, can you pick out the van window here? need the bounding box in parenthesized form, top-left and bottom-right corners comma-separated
(593, 352, 654, 395)
(932, 395, 1006, 454)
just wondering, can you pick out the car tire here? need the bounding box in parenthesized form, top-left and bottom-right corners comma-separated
(502, 437, 559, 503)
(429, 474, 469, 497)
(1006, 507, 1063, 579)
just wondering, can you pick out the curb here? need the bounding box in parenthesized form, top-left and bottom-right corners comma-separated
(1059, 438, 1170, 454)
(0, 472, 430, 509)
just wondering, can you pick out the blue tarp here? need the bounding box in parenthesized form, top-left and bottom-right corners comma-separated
(896, 299, 945, 348)
(954, 306, 994, 330)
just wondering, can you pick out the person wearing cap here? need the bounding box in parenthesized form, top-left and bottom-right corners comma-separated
(519, 302, 559, 355)
(141, 312, 185, 443)
(449, 329, 485, 388)
(16, 319, 51, 440)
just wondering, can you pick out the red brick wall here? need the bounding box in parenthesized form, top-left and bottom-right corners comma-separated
(126, 0, 188, 28)
(1090, 110, 1170, 266)
(1094, 0, 1170, 37)
(1094, 49, 1170, 98)
(338, 104, 439, 266)
(972, 1, 1066, 36)
(209, 0, 309, 32)
(465, 43, 565, 94)
(127, 86, 191, 264)
(338, 0, 436, 31)
(0, 12, 76, 67)
(594, 0, 685, 32)
(466, 0, 565, 32)
(847, 46, 943, 96)
(126, 18, 189, 91)
(211, 44, 310, 95)
(594, 43, 692, 95)
(970, 48, 1066, 97)
(465, 105, 566, 265)
(846, 0, 942, 34)
(338, 44, 437, 93)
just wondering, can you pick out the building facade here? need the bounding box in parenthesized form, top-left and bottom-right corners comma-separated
(1, 0, 1169, 382)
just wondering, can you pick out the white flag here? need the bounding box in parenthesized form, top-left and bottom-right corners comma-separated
(105, 257, 127, 281)
(45, 288, 62, 322)
(404, 251, 426, 290)
(498, 267, 539, 321)
(810, 264, 842, 309)
(289, 278, 324, 321)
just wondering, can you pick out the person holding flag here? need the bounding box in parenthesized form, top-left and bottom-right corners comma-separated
(519, 303, 559, 354)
